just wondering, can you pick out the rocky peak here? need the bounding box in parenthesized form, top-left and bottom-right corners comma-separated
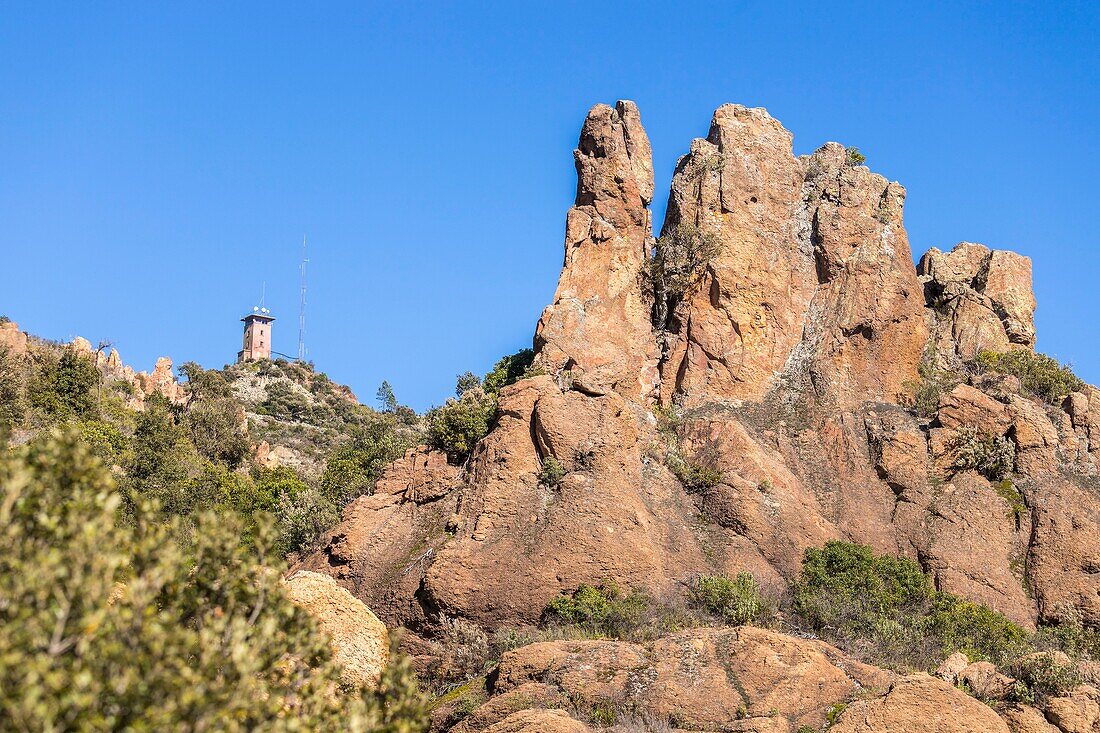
(534, 100, 659, 399)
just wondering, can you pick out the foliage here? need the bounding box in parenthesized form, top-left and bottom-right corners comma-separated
(845, 147, 866, 166)
(904, 347, 963, 418)
(1010, 653, 1082, 704)
(482, 348, 536, 396)
(974, 349, 1084, 404)
(275, 485, 341, 556)
(184, 395, 251, 467)
(257, 380, 314, 421)
(791, 541, 1030, 670)
(687, 573, 769, 625)
(537, 455, 567, 488)
(994, 480, 1027, 521)
(27, 347, 99, 421)
(542, 582, 651, 639)
(666, 441, 723, 493)
(76, 418, 129, 465)
(178, 361, 233, 401)
(927, 595, 1031, 666)
(426, 387, 496, 463)
(320, 412, 418, 505)
(950, 426, 1015, 481)
(455, 371, 481, 397)
(377, 380, 398, 413)
(645, 224, 722, 329)
(0, 430, 429, 731)
(0, 347, 26, 430)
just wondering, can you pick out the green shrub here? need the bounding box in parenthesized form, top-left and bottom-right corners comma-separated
(792, 541, 1031, 671)
(184, 396, 251, 468)
(426, 388, 496, 463)
(1010, 653, 1082, 703)
(974, 350, 1084, 404)
(994, 480, 1027, 521)
(537, 455, 567, 488)
(950, 426, 1015, 481)
(0, 429, 428, 731)
(257, 380, 313, 421)
(27, 347, 98, 422)
(320, 412, 418, 505)
(845, 147, 866, 166)
(275, 485, 340, 556)
(905, 348, 963, 417)
(483, 348, 536, 396)
(928, 595, 1031, 666)
(793, 541, 933, 634)
(76, 418, 128, 465)
(0, 347, 26, 430)
(666, 442, 723, 493)
(542, 582, 649, 639)
(688, 573, 768, 625)
(645, 224, 722, 329)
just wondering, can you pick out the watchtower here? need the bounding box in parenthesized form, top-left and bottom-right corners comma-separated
(238, 307, 274, 362)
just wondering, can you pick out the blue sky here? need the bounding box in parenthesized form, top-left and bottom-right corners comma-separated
(1, 2, 1097, 410)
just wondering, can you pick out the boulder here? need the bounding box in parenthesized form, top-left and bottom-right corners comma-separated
(0, 320, 28, 356)
(281, 570, 389, 689)
(829, 674, 1011, 732)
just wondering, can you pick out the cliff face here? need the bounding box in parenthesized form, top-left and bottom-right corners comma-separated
(301, 101, 1094, 640)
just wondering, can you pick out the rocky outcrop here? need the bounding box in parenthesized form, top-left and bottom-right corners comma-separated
(469, 627, 891, 733)
(282, 570, 389, 689)
(534, 101, 660, 400)
(302, 99, 1098, 642)
(828, 674, 1011, 732)
(920, 242, 1037, 362)
(660, 105, 816, 405)
(0, 320, 29, 357)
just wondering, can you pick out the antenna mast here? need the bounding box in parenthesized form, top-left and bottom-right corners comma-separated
(298, 236, 308, 361)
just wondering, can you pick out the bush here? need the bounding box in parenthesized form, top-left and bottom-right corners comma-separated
(794, 541, 932, 634)
(320, 412, 418, 505)
(845, 147, 866, 166)
(1011, 653, 1082, 703)
(27, 347, 99, 422)
(905, 348, 963, 418)
(928, 595, 1031, 666)
(0, 429, 428, 731)
(688, 573, 768, 625)
(974, 350, 1084, 404)
(482, 348, 536, 396)
(668, 451, 723, 492)
(184, 396, 251, 468)
(542, 582, 649, 639)
(76, 418, 128, 465)
(645, 224, 722, 329)
(275, 485, 340, 556)
(537, 455, 567, 488)
(426, 387, 496, 463)
(950, 426, 1015, 481)
(792, 541, 1032, 671)
(0, 347, 26, 430)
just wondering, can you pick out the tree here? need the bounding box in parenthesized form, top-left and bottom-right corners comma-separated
(426, 387, 496, 463)
(0, 429, 428, 731)
(645, 224, 721, 330)
(320, 413, 417, 505)
(482, 348, 536, 396)
(376, 380, 397, 413)
(184, 395, 251, 468)
(455, 371, 481, 397)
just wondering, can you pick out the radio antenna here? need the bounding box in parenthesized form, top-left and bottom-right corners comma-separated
(298, 236, 308, 361)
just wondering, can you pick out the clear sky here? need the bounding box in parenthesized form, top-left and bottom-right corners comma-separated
(2, 2, 1097, 410)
